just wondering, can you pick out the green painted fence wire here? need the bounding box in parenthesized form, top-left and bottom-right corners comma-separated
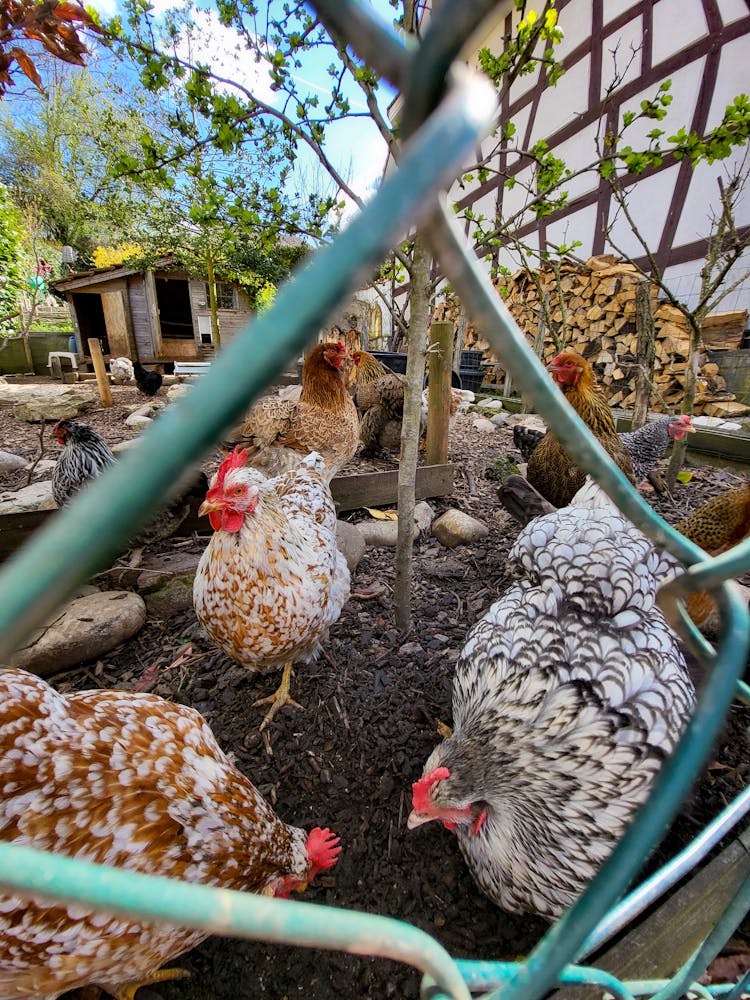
(0, 3, 748, 999)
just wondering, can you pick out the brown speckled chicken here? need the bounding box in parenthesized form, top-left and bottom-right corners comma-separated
(408, 480, 694, 919)
(0, 667, 341, 1000)
(527, 350, 635, 507)
(226, 341, 358, 481)
(351, 350, 415, 457)
(193, 448, 350, 729)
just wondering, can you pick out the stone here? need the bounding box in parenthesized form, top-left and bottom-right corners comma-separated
(413, 501, 434, 533)
(472, 416, 497, 433)
(124, 413, 153, 429)
(143, 578, 195, 618)
(112, 439, 140, 454)
(0, 450, 27, 473)
(480, 398, 504, 411)
(490, 412, 509, 427)
(0, 480, 56, 514)
(27, 459, 57, 478)
(167, 385, 191, 402)
(126, 402, 156, 417)
(0, 383, 97, 422)
(335, 519, 366, 575)
(10, 591, 147, 676)
(485, 455, 520, 481)
(358, 518, 418, 547)
(432, 509, 490, 548)
(134, 551, 203, 618)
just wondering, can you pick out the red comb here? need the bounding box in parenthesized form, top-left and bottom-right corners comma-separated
(306, 827, 342, 873)
(213, 446, 247, 493)
(336, 340, 345, 351)
(412, 767, 450, 812)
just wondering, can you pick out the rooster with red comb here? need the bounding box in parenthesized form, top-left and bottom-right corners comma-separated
(194, 447, 350, 730)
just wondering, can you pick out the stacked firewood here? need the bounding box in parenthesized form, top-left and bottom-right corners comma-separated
(440, 255, 748, 417)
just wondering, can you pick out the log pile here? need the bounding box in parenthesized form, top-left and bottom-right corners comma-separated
(443, 255, 749, 418)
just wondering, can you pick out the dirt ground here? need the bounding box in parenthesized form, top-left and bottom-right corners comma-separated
(1, 381, 749, 999)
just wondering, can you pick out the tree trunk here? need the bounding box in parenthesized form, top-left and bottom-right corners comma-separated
(394, 232, 431, 631)
(631, 281, 655, 430)
(205, 250, 221, 348)
(666, 315, 702, 489)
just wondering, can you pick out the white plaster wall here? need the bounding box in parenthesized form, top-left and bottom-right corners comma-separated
(600, 13, 644, 100)
(603, 0, 640, 26)
(545, 202, 599, 256)
(717, 0, 749, 25)
(652, 0, 707, 63)
(605, 163, 680, 258)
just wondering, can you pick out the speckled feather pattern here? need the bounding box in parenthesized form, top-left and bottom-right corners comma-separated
(193, 453, 350, 672)
(619, 418, 673, 483)
(0, 668, 313, 999)
(421, 498, 695, 920)
(232, 347, 359, 481)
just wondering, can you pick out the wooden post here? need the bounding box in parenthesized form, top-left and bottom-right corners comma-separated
(425, 320, 454, 466)
(87, 338, 112, 408)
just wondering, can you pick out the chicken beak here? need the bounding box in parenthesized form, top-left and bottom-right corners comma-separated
(198, 498, 222, 517)
(406, 810, 433, 830)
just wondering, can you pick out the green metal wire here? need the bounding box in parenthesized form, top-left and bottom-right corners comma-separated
(0, 842, 472, 1000)
(0, 2, 748, 998)
(0, 65, 498, 658)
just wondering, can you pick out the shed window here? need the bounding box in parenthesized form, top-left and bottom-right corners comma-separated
(207, 282, 237, 310)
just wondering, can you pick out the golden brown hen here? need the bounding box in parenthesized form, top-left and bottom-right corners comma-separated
(351, 350, 424, 457)
(673, 480, 750, 630)
(226, 341, 359, 482)
(0, 667, 341, 1000)
(526, 350, 635, 507)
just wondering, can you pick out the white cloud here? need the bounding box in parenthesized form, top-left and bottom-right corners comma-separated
(331, 126, 389, 226)
(173, 8, 276, 104)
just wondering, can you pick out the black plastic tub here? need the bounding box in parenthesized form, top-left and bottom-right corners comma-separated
(460, 349, 484, 369)
(372, 351, 462, 388)
(459, 368, 485, 393)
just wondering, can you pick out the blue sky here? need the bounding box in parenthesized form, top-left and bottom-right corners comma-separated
(86, 0, 399, 223)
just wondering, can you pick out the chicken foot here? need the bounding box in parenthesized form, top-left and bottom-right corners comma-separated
(112, 966, 190, 1000)
(255, 662, 303, 731)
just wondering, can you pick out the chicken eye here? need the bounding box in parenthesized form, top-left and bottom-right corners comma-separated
(234, 486, 245, 495)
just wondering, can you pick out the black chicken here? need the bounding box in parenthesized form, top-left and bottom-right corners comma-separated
(52, 419, 207, 544)
(134, 360, 163, 397)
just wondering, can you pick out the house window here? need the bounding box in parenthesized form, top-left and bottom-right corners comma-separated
(207, 282, 237, 310)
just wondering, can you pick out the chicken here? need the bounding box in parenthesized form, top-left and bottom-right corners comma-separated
(0, 667, 341, 1000)
(109, 356, 135, 384)
(500, 474, 750, 634)
(620, 414, 695, 485)
(226, 341, 358, 482)
(351, 350, 416, 457)
(672, 480, 750, 630)
(52, 419, 208, 545)
(408, 479, 695, 920)
(193, 448, 350, 729)
(526, 350, 635, 507)
(134, 360, 163, 397)
(52, 418, 116, 507)
(515, 414, 695, 488)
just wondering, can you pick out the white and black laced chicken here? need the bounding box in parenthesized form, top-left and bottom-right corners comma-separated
(52, 419, 207, 545)
(408, 479, 695, 920)
(52, 418, 116, 507)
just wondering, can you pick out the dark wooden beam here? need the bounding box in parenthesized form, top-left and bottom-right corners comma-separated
(552, 826, 750, 1000)
(330, 464, 455, 512)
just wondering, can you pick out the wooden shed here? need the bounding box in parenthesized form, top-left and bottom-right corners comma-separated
(51, 258, 254, 364)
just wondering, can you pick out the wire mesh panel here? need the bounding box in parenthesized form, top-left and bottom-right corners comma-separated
(0, 3, 747, 999)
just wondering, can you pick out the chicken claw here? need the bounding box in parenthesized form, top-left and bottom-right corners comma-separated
(255, 662, 303, 731)
(113, 967, 190, 1000)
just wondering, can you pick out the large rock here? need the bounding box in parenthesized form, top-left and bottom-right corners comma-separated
(0, 383, 97, 422)
(10, 591, 147, 675)
(0, 480, 56, 514)
(336, 519, 366, 574)
(432, 509, 489, 548)
(136, 551, 203, 619)
(358, 519, 419, 547)
(0, 450, 27, 474)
